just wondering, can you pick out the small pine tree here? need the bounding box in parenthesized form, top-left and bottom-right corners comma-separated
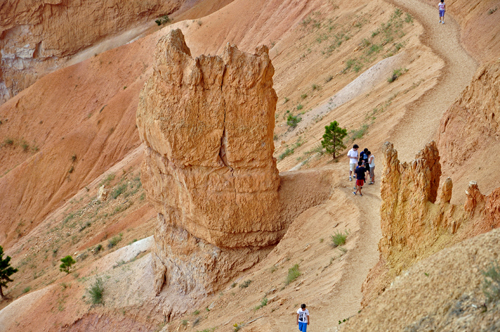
(60, 255, 76, 274)
(321, 121, 347, 160)
(0, 245, 18, 300)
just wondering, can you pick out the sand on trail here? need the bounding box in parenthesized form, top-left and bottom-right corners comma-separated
(386, 0, 477, 161)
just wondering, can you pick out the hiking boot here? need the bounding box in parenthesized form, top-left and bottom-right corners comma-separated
(349, 176, 352, 181)
(369, 182, 374, 185)
(353, 191, 357, 195)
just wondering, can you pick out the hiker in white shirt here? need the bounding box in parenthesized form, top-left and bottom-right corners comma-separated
(367, 151, 375, 184)
(438, 0, 446, 24)
(347, 144, 359, 181)
(296, 304, 310, 332)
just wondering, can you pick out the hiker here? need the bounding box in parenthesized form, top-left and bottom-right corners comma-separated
(367, 150, 375, 184)
(347, 144, 359, 181)
(359, 148, 369, 169)
(439, 0, 446, 24)
(296, 303, 310, 332)
(353, 161, 368, 196)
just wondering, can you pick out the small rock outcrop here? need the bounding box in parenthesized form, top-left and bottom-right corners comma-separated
(137, 29, 291, 299)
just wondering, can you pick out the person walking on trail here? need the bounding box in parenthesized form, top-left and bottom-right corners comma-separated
(347, 144, 359, 181)
(438, 0, 446, 24)
(367, 151, 375, 185)
(297, 304, 310, 332)
(353, 161, 367, 196)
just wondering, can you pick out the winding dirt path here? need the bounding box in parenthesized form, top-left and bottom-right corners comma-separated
(387, 0, 477, 161)
(315, 2, 478, 329)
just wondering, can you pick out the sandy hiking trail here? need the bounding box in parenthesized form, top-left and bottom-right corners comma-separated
(308, 1, 478, 328)
(315, 182, 383, 331)
(387, 0, 477, 161)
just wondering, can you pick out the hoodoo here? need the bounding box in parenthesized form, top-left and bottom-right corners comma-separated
(137, 29, 283, 295)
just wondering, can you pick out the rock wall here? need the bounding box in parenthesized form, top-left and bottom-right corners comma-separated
(0, 0, 184, 104)
(137, 29, 286, 296)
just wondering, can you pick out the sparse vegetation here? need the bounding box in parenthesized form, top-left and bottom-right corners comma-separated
(4, 138, 14, 146)
(279, 137, 305, 161)
(348, 123, 370, 142)
(254, 297, 268, 310)
(283, 97, 289, 104)
(331, 230, 349, 247)
(482, 261, 500, 303)
(296, 104, 304, 111)
(239, 280, 252, 288)
(22, 286, 31, 293)
(301, 93, 308, 99)
(488, 7, 498, 15)
(193, 310, 200, 315)
(21, 140, 29, 152)
(287, 114, 302, 128)
(87, 278, 104, 305)
(321, 121, 348, 160)
(286, 264, 301, 285)
(111, 183, 127, 199)
(155, 15, 171, 26)
(59, 255, 76, 274)
(0, 248, 18, 299)
(388, 68, 408, 83)
(233, 323, 244, 331)
(107, 233, 122, 249)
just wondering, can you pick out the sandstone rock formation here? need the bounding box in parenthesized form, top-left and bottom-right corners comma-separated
(138, 29, 281, 249)
(0, 0, 185, 104)
(363, 141, 500, 306)
(137, 29, 285, 296)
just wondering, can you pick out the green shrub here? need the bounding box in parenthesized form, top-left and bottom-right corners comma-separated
(88, 278, 104, 305)
(301, 94, 308, 99)
(482, 261, 500, 303)
(331, 230, 349, 247)
(23, 286, 31, 293)
(155, 15, 171, 26)
(239, 280, 252, 288)
(286, 264, 301, 285)
(107, 234, 122, 249)
(296, 104, 304, 111)
(4, 138, 14, 145)
(21, 141, 29, 152)
(287, 115, 302, 128)
(111, 183, 127, 199)
(193, 310, 200, 315)
(254, 297, 268, 310)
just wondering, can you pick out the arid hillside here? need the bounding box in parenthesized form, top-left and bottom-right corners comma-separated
(0, 0, 499, 331)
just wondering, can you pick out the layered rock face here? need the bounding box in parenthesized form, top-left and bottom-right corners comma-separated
(137, 29, 282, 295)
(0, 0, 184, 104)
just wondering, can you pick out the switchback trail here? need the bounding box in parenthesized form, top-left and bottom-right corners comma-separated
(387, 0, 478, 161)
